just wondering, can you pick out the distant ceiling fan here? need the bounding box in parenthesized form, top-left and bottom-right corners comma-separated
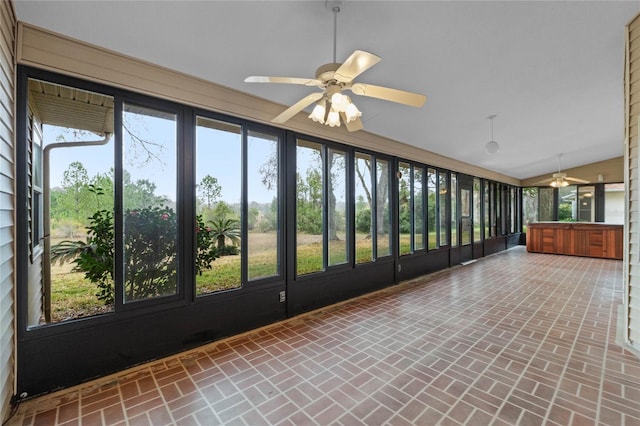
(244, 3, 426, 132)
(536, 154, 589, 187)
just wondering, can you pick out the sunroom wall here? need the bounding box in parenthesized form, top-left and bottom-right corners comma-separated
(16, 22, 518, 187)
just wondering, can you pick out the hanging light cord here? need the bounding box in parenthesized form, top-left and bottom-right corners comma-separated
(489, 114, 496, 141)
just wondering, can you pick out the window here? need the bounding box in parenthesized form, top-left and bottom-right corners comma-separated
(30, 116, 43, 251)
(558, 185, 577, 222)
(327, 148, 347, 266)
(195, 118, 242, 295)
(523, 187, 538, 230)
(414, 166, 424, 250)
(296, 140, 324, 275)
(355, 154, 391, 262)
(122, 103, 178, 303)
(427, 168, 437, 249)
(473, 178, 482, 242)
(398, 162, 411, 255)
(247, 130, 282, 279)
(28, 78, 115, 325)
(577, 185, 595, 222)
(355, 153, 373, 263)
(451, 173, 457, 247)
(484, 180, 490, 238)
(538, 187, 555, 221)
(375, 158, 392, 258)
(439, 171, 449, 246)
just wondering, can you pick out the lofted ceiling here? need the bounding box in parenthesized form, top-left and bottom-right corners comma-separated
(12, 0, 640, 180)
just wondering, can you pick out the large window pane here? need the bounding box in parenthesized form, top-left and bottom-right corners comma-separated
(523, 187, 538, 231)
(376, 159, 391, 257)
(355, 153, 373, 263)
(558, 185, 577, 221)
(195, 118, 242, 295)
(414, 167, 424, 250)
(473, 178, 482, 242)
(32, 81, 115, 325)
(439, 171, 449, 246)
(450, 173, 457, 247)
(428, 168, 437, 249)
(484, 181, 490, 238)
(398, 162, 411, 255)
(297, 140, 324, 275)
(248, 130, 280, 280)
(490, 183, 497, 236)
(123, 103, 177, 302)
(328, 149, 347, 266)
(539, 187, 555, 221)
(461, 187, 471, 246)
(577, 185, 595, 222)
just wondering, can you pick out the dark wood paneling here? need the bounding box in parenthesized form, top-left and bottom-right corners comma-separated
(526, 222, 622, 260)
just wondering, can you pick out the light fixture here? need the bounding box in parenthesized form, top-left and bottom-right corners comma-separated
(326, 109, 341, 127)
(550, 179, 569, 188)
(485, 114, 499, 155)
(344, 100, 362, 122)
(308, 3, 364, 129)
(308, 101, 326, 124)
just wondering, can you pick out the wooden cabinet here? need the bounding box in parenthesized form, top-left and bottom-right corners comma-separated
(526, 222, 622, 260)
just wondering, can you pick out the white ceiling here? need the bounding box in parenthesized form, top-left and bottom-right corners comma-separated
(12, 0, 640, 180)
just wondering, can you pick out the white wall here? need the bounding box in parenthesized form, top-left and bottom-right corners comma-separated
(605, 189, 624, 224)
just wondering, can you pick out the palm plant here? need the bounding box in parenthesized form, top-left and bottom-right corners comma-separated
(208, 218, 241, 253)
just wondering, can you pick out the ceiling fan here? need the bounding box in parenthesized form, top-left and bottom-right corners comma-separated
(536, 154, 590, 187)
(244, 3, 426, 132)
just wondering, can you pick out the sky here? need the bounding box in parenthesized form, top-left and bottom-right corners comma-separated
(44, 118, 281, 205)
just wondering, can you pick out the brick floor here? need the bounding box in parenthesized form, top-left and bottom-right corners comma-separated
(9, 247, 640, 425)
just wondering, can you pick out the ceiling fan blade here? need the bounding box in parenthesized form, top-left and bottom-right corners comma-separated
(334, 50, 381, 83)
(539, 178, 554, 183)
(272, 92, 324, 124)
(341, 114, 364, 132)
(566, 177, 590, 184)
(244, 76, 323, 87)
(350, 83, 426, 107)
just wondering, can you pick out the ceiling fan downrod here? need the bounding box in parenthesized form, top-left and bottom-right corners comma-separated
(332, 5, 339, 64)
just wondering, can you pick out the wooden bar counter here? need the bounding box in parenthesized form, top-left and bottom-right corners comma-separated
(526, 222, 623, 260)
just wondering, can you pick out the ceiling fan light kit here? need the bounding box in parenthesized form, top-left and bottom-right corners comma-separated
(244, 3, 425, 131)
(535, 154, 590, 187)
(549, 174, 570, 188)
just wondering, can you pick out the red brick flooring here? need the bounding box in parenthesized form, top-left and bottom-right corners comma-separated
(9, 247, 640, 425)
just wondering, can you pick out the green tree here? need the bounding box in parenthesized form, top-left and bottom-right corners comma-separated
(398, 177, 411, 233)
(355, 158, 390, 237)
(57, 161, 91, 222)
(296, 170, 323, 234)
(212, 201, 238, 222)
(198, 175, 221, 208)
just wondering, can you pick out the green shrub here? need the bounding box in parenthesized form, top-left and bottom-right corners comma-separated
(52, 208, 218, 304)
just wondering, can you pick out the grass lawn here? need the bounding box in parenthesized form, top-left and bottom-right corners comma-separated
(48, 231, 440, 323)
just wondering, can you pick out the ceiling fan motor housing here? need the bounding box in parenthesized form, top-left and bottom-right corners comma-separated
(315, 63, 342, 84)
